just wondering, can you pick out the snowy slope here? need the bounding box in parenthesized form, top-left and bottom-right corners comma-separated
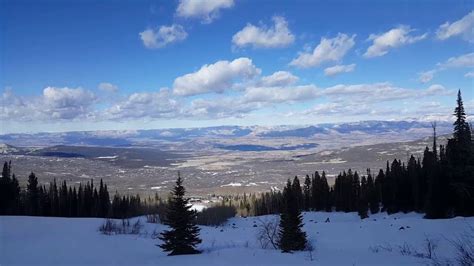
(1, 212, 472, 265)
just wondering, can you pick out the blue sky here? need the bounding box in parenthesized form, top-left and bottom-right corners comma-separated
(1, 0, 473, 133)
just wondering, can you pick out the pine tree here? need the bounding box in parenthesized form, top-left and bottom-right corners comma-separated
(321, 171, 331, 212)
(159, 173, 201, 255)
(278, 179, 307, 252)
(27, 172, 39, 215)
(303, 175, 311, 211)
(0, 161, 11, 214)
(367, 170, 379, 214)
(358, 175, 369, 219)
(292, 176, 303, 210)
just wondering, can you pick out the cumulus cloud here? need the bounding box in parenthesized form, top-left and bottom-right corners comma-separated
(324, 64, 356, 76)
(290, 33, 355, 68)
(436, 11, 474, 42)
(364, 26, 427, 58)
(292, 84, 455, 120)
(176, 0, 234, 23)
(1, 88, 32, 121)
(232, 16, 295, 48)
(42, 87, 96, 119)
(185, 98, 258, 119)
(104, 89, 179, 120)
(173, 57, 261, 96)
(2, 87, 97, 121)
(2, 80, 458, 124)
(139, 24, 187, 49)
(259, 71, 299, 87)
(243, 85, 319, 103)
(465, 71, 474, 78)
(300, 102, 380, 117)
(322, 83, 453, 103)
(98, 82, 119, 93)
(418, 53, 474, 83)
(418, 70, 437, 83)
(438, 52, 474, 68)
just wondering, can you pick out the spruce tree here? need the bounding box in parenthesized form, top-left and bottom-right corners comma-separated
(367, 170, 379, 214)
(358, 176, 369, 219)
(0, 161, 11, 214)
(303, 175, 311, 211)
(27, 172, 39, 215)
(292, 176, 303, 210)
(278, 179, 307, 252)
(159, 173, 201, 255)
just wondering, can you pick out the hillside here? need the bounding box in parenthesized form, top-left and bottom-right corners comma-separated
(1, 212, 472, 265)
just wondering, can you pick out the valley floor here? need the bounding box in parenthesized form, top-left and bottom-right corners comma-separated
(1, 212, 472, 265)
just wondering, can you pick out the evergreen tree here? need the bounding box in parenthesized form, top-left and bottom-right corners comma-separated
(292, 176, 303, 210)
(303, 175, 311, 211)
(278, 179, 307, 252)
(358, 175, 369, 219)
(159, 173, 201, 255)
(311, 171, 321, 210)
(367, 170, 379, 214)
(27, 172, 39, 215)
(0, 161, 11, 214)
(320, 171, 331, 212)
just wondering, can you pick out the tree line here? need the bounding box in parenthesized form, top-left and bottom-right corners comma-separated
(0, 166, 164, 218)
(226, 90, 474, 219)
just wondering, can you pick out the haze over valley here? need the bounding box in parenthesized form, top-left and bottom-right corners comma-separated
(0, 121, 454, 196)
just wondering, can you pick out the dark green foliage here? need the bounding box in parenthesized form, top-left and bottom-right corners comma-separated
(195, 204, 236, 226)
(278, 179, 307, 252)
(159, 174, 202, 255)
(358, 176, 369, 219)
(0, 161, 20, 215)
(292, 176, 303, 210)
(27, 172, 39, 215)
(367, 170, 379, 214)
(0, 164, 163, 219)
(303, 175, 311, 211)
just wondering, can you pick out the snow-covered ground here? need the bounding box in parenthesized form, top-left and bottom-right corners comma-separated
(1, 212, 472, 265)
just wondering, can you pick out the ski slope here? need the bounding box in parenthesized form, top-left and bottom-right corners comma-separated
(1, 212, 472, 265)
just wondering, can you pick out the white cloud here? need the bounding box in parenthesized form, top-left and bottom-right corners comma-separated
(176, 0, 234, 24)
(324, 64, 356, 76)
(243, 85, 319, 103)
(104, 89, 179, 120)
(322, 83, 453, 103)
(1, 80, 458, 125)
(418, 53, 474, 83)
(42, 87, 96, 119)
(232, 16, 295, 48)
(2, 87, 98, 121)
(173, 57, 261, 96)
(139, 24, 187, 49)
(465, 71, 474, 78)
(418, 70, 437, 83)
(300, 102, 378, 117)
(185, 98, 257, 119)
(98, 82, 119, 93)
(438, 52, 474, 68)
(364, 26, 427, 58)
(259, 71, 299, 87)
(436, 11, 474, 42)
(290, 33, 355, 68)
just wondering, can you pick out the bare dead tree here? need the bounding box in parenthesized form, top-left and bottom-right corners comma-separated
(256, 217, 280, 249)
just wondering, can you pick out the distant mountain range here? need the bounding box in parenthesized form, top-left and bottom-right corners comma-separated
(0, 120, 453, 148)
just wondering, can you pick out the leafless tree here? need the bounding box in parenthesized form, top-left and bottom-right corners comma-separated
(256, 217, 280, 249)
